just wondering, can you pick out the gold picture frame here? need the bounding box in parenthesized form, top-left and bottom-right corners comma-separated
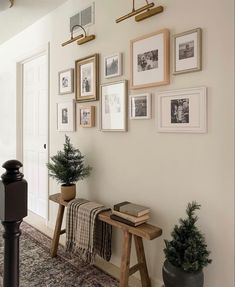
(130, 29, 170, 89)
(173, 28, 202, 75)
(79, 106, 95, 128)
(75, 54, 99, 102)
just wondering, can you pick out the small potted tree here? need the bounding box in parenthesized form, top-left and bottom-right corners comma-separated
(47, 135, 92, 201)
(163, 202, 212, 287)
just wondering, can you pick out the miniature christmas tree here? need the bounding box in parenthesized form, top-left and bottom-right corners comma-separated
(164, 201, 212, 272)
(47, 135, 91, 185)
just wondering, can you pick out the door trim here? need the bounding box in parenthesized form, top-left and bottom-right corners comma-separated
(16, 43, 50, 222)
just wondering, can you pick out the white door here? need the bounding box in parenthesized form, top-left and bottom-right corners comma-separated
(23, 54, 48, 219)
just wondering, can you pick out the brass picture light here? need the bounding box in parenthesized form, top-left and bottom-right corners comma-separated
(116, 0, 163, 23)
(61, 24, 95, 47)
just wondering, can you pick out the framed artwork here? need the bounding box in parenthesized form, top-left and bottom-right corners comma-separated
(101, 80, 127, 131)
(57, 100, 75, 132)
(104, 53, 122, 78)
(79, 106, 95, 127)
(157, 87, 207, 133)
(129, 93, 151, 119)
(173, 28, 202, 74)
(58, 69, 74, 95)
(130, 29, 169, 89)
(75, 54, 99, 102)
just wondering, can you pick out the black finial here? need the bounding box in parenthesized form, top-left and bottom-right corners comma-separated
(1, 160, 24, 183)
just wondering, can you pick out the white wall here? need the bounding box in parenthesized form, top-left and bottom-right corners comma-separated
(0, 0, 234, 286)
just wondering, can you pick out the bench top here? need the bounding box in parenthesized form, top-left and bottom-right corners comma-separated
(49, 193, 162, 240)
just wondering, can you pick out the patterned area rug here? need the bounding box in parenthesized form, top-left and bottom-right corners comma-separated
(0, 221, 118, 287)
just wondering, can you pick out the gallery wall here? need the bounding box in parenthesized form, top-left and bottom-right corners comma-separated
(0, 0, 234, 286)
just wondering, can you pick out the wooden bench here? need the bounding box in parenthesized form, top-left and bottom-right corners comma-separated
(49, 193, 162, 287)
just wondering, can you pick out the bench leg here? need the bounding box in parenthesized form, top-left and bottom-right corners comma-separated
(119, 230, 132, 287)
(50, 204, 65, 258)
(134, 235, 151, 287)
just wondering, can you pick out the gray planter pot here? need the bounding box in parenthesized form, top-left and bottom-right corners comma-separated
(162, 260, 204, 287)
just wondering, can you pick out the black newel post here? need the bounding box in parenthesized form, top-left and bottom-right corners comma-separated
(0, 160, 27, 287)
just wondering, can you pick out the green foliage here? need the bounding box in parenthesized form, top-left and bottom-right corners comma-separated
(164, 201, 212, 272)
(47, 135, 92, 185)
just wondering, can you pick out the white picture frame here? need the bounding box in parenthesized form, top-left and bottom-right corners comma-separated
(104, 53, 122, 79)
(157, 87, 207, 133)
(130, 29, 170, 89)
(173, 28, 202, 74)
(129, 93, 151, 119)
(57, 100, 75, 132)
(58, 69, 74, 95)
(100, 80, 127, 132)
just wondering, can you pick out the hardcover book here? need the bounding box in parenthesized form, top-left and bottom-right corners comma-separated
(112, 210, 149, 223)
(110, 214, 147, 227)
(113, 201, 150, 217)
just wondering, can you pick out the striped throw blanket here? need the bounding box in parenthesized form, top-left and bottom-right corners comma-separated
(66, 198, 112, 263)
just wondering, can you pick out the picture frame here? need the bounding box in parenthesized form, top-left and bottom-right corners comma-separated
(75, 54, 99, 102)
(57, 100, 75, 132)
(79, 106, 95, 127)
(100, 80, 127, 132)
(157, 87, 207, 133)
(104, 53, 122, 79)
(173, 28, 202, 74)
(129, 93, 151, 119)
(130, 29, 170, 89)
(58, 69, 74, 95)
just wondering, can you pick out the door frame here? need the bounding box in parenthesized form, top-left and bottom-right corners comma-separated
(16, 43, 50, 222)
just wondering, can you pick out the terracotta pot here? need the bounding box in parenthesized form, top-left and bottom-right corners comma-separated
(61, 184, 76, 201)
(162, 260, 204, 287)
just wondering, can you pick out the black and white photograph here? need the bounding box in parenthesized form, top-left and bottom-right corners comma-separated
(157, 87, 207, 133)
(76, 54, 99, 102)
(62, 108, 68, 124)
(81, 63, 93, 96)
(104, 53, 122, 78)
(137, 49, 158, 72)
(58, 69, 74, 95)
(179, 41, 194, 60)
(57, 100, 75, 132)
(173, 28, 202, 74)
(129, 93, 151, 119)
(171, 98, 189, 123)
(80, 106, 95, 127)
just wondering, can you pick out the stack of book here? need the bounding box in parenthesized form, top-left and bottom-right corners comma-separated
(110, 201, 150, 227)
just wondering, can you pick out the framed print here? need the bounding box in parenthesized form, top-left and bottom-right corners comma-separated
(101, 80, 127, 131)
(157, 87, 207, 133)
(104, 53, 122, 78)
(173, 28, 202, 74)
(130, 29, 169, 89)
(58, 69, 74, 95)
(129, 93, 151, 119)
(79, 106, 95, 127)
(57, 100, 75, 132)
(75, 54, 99, 102)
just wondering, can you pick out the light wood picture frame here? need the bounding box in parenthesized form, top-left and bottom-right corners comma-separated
(58, 68, 74, 95)
(130, 29, 170, 89)
(79, 106, 95, 127)
(129, 93, 151, 119)
(173, 28, 202, 75)
(104, 53, 122, 79)
(75, 54, 99, 102)
(100, 80, 127, 132)
(157, 87, 207, 133)
(57, 100, 76, 132)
